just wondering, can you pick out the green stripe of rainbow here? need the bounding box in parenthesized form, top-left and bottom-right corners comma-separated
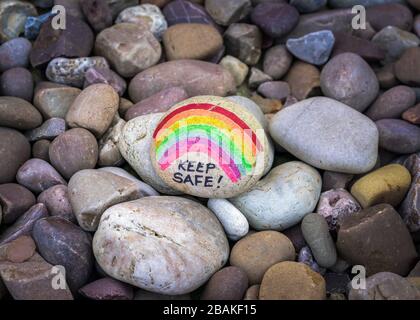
(153, 103, 263, 182)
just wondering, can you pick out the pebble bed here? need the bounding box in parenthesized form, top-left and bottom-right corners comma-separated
(0, 0, 419, 301)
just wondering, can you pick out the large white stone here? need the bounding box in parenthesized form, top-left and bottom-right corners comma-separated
(229, 161, 322, 230)
(93, 196, 229, 295)
(269, 97, 379, 174)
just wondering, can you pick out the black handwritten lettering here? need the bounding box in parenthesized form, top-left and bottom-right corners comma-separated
(172, 172, 183, 183)
(206, 163, 216, 174)
(196, 162, 204, 173)
(178, 160, 188, 171)
(205, 176, 214, 187)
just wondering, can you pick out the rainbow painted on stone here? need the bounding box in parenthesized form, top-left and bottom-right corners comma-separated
(153, 103, 263, 183)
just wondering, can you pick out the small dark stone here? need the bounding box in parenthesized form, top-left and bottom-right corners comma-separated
(32, 216, 94, 292)
(30, 15, 94, 68)
(250, 2, 299, 38)
(80, 0, 113, 32)
(0, 183, 36, 224)
(201, 266, 249, 300)
(376, 119, 420, 154)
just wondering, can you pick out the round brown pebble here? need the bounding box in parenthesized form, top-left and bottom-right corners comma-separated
(230, 231, 295, 285)
(201, 266, 249, 300)
(49, 128, 99, 179)
(163, 23, 223, 61)
(259, 261, 326, 300)
(66, 84, 119, 138)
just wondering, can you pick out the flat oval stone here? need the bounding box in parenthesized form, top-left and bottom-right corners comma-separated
(0, 38, 31, 72)
(366, 3, 414, 32)
(95, 23, 161, 78)
(376, 119, 420, 154)
(0, 67, 33, 102)
(262, 45, 292, 80)
(16, 159, 66, 194)
(33, 216, 94, 292)
(351, 164, 412, 208)
(250, 2, 299, 38)
(337, 204, 417, 276)
(93, 196, 229, 295)
(0, 184, 36, 224)
(0, 97, 42, 130)
(66, 84, 119, 138)
(394, 47, 420, 86)
(116, 4, 167, 40)
(286, 30, 335, 65)
(301, 213, 337, 268)
(46, 57, 109, 88)
(257, 81, 290, 102)
(125, 87, 188, 120)
(230, 161, 322, 230)
(163, 23, 223, 61)
(0, 127, 31, 184)
(128, 60, 236, 103)
(229, 231, 295, 285)
(286, 8, 354, 39)
(68, 169, 144, 231)
(259, 261, 326, 300)
(37, 185, 75, 222)
(49, 128, 99, 179)
(320, 52, 379, 112)
(33, 82, 81, 119)
(365, 86, 416, 120)
(150, 96, 273, 198)
(118, 113, 180, 194)
(269, 97, 379, 174)
(207, 198, 249, 241)
(201, 266, 248, 300)
(30, 15, 94, 68)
